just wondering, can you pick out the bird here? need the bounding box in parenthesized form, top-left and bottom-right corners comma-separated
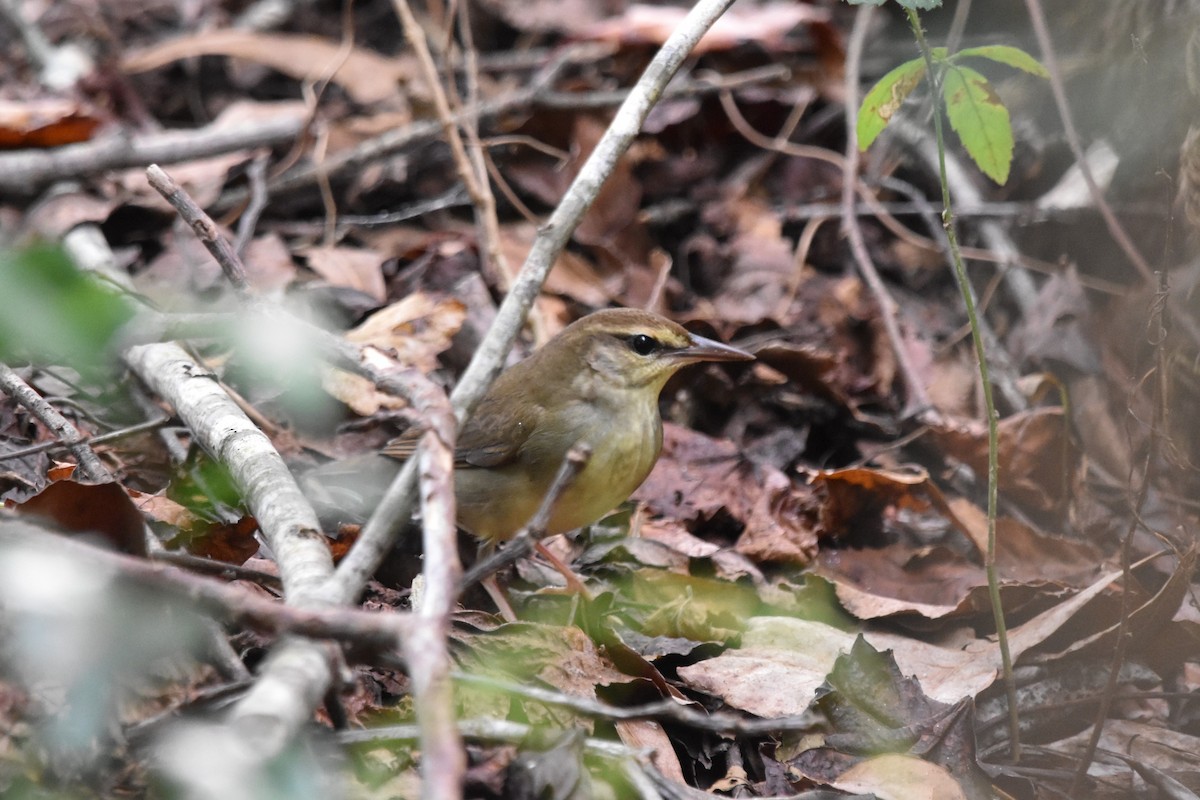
(306, 308, 753, 548)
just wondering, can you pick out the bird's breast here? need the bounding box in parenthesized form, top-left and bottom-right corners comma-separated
(543, 395, 662, 535)
(455, 393, 663, 541)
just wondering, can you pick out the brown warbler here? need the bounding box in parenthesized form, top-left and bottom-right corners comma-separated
(306, 308, 752, 542)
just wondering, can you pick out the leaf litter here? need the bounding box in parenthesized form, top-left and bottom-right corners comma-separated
(1, 1, 1198, 798)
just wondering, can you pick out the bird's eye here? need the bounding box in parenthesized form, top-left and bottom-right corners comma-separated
(628, 334, 659, 356)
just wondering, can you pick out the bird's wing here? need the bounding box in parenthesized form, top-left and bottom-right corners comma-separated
(380, 391, 542, 470)
(454, 393, 541, 468)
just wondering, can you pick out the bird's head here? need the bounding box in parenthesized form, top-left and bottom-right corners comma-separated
(545, 308, 753, 395)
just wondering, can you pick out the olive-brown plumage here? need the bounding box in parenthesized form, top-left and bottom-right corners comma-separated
(307, 308, 753, 540)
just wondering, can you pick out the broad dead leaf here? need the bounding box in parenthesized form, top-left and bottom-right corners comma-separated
(122, 30, 415, 107)
(581, 3, 831, 54)
(0, 98, 104, 148)
(635, 423, 820, 566)
(303, 245, 387, 304)
(833, 754, 967, 800)
(324, 293, 466, 415)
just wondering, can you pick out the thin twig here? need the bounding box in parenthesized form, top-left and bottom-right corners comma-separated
(395, 0, 506, 289)
(134, 166, 452, 771)
(456, 0, 515, 292)
(339, 716, 641, 757)
(148, 165, 250, 292)
(406, 364, 463, 798)
(1068, 274, 1170, 795)
(233, 154, 270, 257)
(535, 63, 789, 110)
(843, 7, 932, 418)
(0, 415, 170, 463)
(0, 519, 411, 651)
(452, 672, 817, 737)
(228, 50, 776, 212)
(0, 363, 111, 483)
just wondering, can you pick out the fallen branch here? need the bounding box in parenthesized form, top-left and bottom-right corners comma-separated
(0, 116, 304, 195)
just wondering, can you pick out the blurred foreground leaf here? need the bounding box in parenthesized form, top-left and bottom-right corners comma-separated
(0, 245, 135, 373)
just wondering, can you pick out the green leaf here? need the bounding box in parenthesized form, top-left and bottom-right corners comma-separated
(857, 57, 928, 150)
(0, 245, 135, 373)
(953, 44, 1049, 77)
(942, 65, 1014, 184)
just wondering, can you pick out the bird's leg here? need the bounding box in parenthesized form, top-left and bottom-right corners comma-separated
(473, 540, 517, 622)
(533, 539, 593, 600)
(482, 575, 518, 622)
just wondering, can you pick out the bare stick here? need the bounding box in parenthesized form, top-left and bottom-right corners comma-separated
(405, 382, 463, 799)
(339, 718, 667, 800)
(392, 0, 513, 289)
(339, 716, 642, 757)
(147, 165, 249, 292)
(124, 344, 334, 600)
(0, 362, 111, 483)
(537, 62, 788, 110)
(234, 154, 270, 256)
(227, 45, 600, 211)
(842, 7, 931, 418)
(145, 162, 468, 796)
(0, 519, 412, 652)
(0, 116, 303, 195)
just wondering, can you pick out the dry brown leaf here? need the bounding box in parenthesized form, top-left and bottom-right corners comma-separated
(15, 480, 147, 557)
(1058, 719, 1200, 784)
(325, 293, 465, 415)
(475, 0, 616, 34)
(926, 348, 981, 419)
(814, 464, 934, 540)
(0, 98, 104, 148)
(816, 507, 1106, 622)
(25, 190, 117, 239)
(303, 245, 387, 303)
(505, 116, 656, 274)
(344, 293, 466, 368)
(833, 754, 967, 800)
(635, 423, 819, 566)
(637, 517, 721, 558)
(127, 488, 194, 529)
(121, 30, 413, 106)
(711, 197, 795, 325)
(581, 3, 831, 54)
(676, 617, 856, 717)
(615, 720, 685, 785)
(927, 408, 1075, 517)
(865, 564, 1126, 703)
(499, 223, 616, 306)
(1043, 548, 1196, 662)
(682, 563, 1129, 721)
(242, 234, 296, 295)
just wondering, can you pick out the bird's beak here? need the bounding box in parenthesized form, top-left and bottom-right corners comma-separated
(676, 332, 755, 364)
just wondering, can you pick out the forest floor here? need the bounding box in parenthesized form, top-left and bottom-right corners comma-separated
(2, 1, 1199, 798)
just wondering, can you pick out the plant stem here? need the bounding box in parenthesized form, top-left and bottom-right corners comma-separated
(905, 6, 1020, 763)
